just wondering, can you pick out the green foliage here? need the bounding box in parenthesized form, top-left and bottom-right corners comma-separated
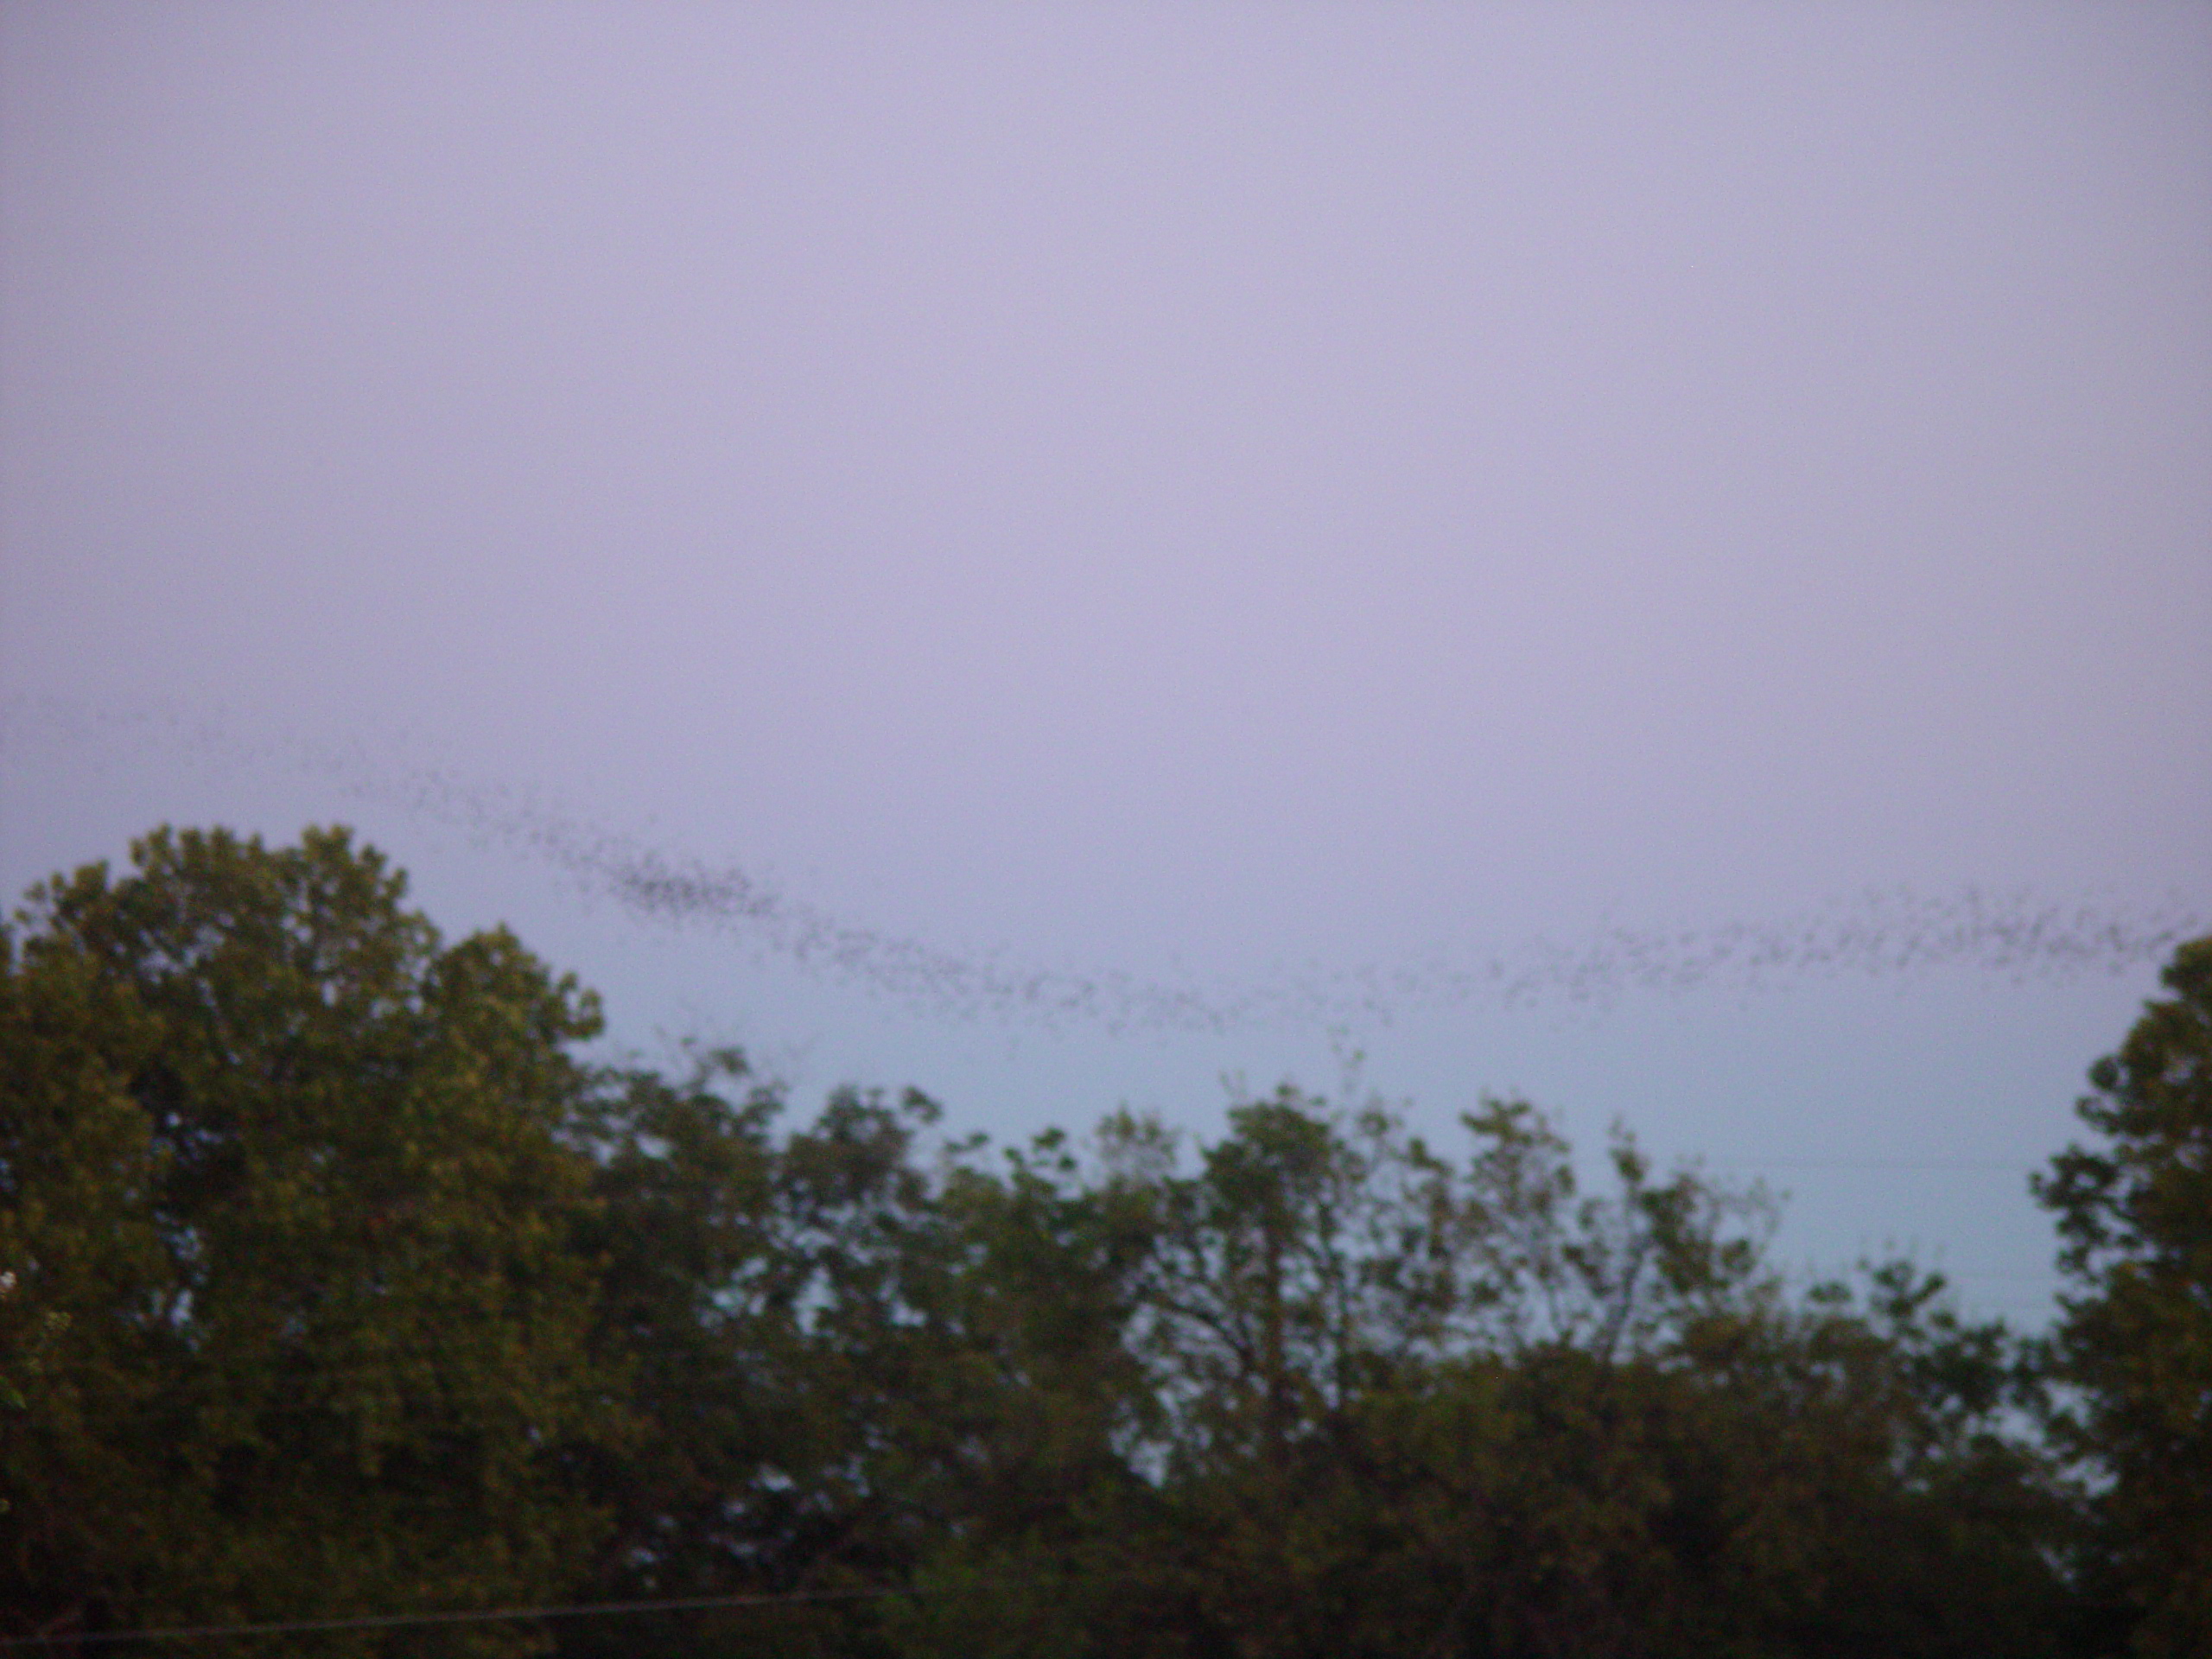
(2, 826, 2136, 1656)
(574, 1075, 2063, 1658)
(1046, 1089, 2064, 1659)
(2035, 937, 2212, 1656)
(0, 828, 613, 1653)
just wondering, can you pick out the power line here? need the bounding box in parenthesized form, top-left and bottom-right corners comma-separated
(1708, 1160, 2040, 1173)
(0, 1586, 897, 1649)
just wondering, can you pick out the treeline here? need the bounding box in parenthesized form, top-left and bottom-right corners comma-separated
(1, 828, 2205, 1657)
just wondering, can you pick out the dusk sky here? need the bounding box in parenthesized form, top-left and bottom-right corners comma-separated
(4, 3, 2208, 1322)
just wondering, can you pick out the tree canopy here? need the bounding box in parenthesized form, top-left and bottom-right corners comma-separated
(0, 828, 610, 1654)
(1, 825, 2193, 1656)
(2035, 938, 2212, 1657)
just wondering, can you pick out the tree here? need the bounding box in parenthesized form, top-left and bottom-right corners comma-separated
(0, 823, 2093, 1656)
(0, 827, 614, 1652)
(2035, 936, 2212, 1656)
(1065, 1088, 2065, 1659)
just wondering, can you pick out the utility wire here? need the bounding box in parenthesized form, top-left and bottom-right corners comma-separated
(0, 1586, 897, 1649)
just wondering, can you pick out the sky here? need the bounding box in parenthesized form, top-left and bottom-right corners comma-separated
(3, 2, 2208, 1325)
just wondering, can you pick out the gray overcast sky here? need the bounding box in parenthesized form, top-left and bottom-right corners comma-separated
(4, 3, 2209, 1320)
